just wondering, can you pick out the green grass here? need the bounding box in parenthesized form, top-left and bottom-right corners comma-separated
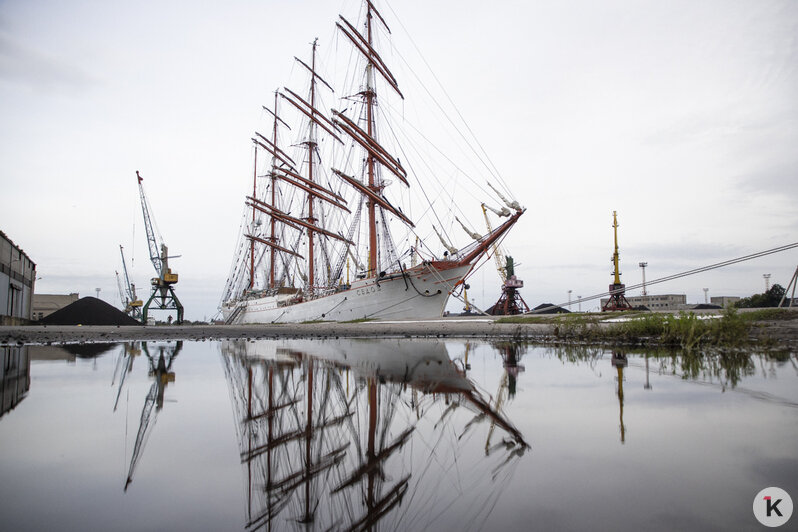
(738, 308, 798, 321)
(605, 308, 749, 349)
(501, 307, 759, 348)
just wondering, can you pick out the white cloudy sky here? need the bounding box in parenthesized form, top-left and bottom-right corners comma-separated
(1, 0, 796, 320)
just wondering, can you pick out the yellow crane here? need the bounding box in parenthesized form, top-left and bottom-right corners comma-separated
(602, 211, 632, 311)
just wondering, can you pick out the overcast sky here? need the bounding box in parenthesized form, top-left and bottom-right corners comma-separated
(1, 0, 796, 320)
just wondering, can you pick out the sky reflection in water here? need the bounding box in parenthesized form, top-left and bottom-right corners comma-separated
(0, 340, 796, 532)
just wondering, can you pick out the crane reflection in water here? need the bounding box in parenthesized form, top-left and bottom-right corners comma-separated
(220, 338, 528, 531)
(112, 340, 182, 491)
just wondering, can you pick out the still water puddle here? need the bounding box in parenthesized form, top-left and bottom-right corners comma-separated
(0, 340, 796, 531)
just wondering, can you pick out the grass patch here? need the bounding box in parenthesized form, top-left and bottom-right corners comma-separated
(497, 312, 606, 325)
(341, 318, 376, 323)
(738, 308, 798, 321)
(605, 308, 749, 348)
(498, 307, 795, 347)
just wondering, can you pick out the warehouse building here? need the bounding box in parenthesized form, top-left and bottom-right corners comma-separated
(600, 294, 687, 311)
(1, 231, 36, 325)
(710, 296, 740, 308)
(32, 293, 80, 321)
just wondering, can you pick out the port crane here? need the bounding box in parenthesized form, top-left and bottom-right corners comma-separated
(137, 171, 184, 324)
(118, 245, 143, 320)
(115, 271, 127, 312)
(602, 211, 632, 311)
(481, 203, 529, 315)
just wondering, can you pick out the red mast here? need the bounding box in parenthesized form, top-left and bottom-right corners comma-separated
(249, 147, 257, 290)
(365, 3, 378, 277)
(269, 91, 279, 289)
(306, 39, 318, 291)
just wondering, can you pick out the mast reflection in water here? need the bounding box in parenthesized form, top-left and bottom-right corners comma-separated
(220, 338, 528, 531)
(2, 340, 795, 531)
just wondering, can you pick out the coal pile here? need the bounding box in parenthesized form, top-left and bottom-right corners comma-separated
(38, 297, 141, 326)
(532, 303, 571, 314)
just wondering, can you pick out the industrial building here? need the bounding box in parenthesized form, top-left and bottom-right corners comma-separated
(32, 293, 80, 321)
(711, 296, 740, 308)
(601, 294, 687, 311)
(1, 231, 36, 325)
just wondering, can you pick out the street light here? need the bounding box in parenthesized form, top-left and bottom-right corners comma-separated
(639, 262, 648, 297)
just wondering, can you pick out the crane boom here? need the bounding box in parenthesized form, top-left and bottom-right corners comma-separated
(115, 271, 127, 307)
(482, 203, 507, 283)
(119, 245, 135, 303)
(118, 245, 142, 318)
(136, 171, 162, 277)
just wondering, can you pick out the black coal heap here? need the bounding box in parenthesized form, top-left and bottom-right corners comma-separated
(38, 297, 141, 326)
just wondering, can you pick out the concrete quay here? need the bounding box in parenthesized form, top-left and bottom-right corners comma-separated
(1, 311, 796, 350)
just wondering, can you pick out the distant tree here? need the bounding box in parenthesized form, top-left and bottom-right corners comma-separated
(735, 284, 786, 308)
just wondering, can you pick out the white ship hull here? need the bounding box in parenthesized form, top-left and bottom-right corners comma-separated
(222, 262, 471, 324)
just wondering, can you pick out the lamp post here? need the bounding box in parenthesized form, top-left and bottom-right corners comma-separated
(638, 262, 648, 300)
(568, 289, 572, 310)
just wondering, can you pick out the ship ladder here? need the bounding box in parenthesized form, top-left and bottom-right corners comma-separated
(225, 303, 245, 325)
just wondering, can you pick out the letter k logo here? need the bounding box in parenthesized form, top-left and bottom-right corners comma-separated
(765, 496, 783, 517)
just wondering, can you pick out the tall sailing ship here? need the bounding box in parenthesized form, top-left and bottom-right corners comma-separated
(221, 1, 524, 324)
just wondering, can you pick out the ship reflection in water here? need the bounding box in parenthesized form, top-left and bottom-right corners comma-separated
(0, 340, 796, 531)
(220, 338, 527, 531)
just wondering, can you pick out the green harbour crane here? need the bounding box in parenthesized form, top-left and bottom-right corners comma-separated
(137, 171, 184, 324)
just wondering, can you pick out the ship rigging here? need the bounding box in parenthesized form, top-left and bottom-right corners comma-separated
(221, 0, 524, 323)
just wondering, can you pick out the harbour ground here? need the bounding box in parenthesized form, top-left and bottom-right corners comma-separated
(2, 308, 797, 350)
